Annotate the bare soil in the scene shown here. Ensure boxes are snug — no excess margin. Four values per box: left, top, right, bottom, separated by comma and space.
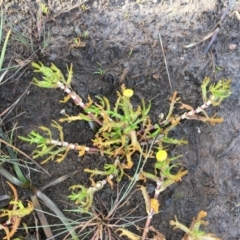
0, 0, 240, 239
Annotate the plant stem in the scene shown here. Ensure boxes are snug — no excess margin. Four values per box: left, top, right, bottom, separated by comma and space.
49, 139, 99, 153
57, 81, 103, 126
130, 130, 138, 146
142, 178, 162, 240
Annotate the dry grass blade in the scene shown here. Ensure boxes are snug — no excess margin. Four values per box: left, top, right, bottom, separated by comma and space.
41, 169, 79, 191
0, 166, 27, 187
31, 195, 54, 239
184, 31, 216, 49
0, 194, 11, 201
0, 69, 8, 83
34, 188, 79, 240
119, 67, 130, 83
158, 33, 172, 91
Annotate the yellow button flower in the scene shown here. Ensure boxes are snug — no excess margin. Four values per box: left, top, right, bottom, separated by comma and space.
156, 150, 168, 161
123, 89, 134, 98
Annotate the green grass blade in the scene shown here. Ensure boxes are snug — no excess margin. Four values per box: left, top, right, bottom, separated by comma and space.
0, 166, 27, 187
0, 128, 29, 184
0, 29, 11, 70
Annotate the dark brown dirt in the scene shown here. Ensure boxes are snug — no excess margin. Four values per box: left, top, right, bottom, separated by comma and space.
0, 0, 240, 239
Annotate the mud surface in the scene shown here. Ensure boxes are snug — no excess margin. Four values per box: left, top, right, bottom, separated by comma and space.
0, 0, 240, 239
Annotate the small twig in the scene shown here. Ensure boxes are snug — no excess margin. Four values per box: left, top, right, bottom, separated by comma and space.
158, 33, 172, 91
184, 30, 217, 49
204, 27, 220, 53
41, 169, 79, 191
119, 67, 130, 83
184, 0, 236, 53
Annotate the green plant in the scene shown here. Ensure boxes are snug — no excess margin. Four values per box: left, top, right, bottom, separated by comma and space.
123, 13, 130, 19
40, 3, 49, 15
0, 182, 34, 240
93, 62, 105, 76
170, 210, 221, 240
128, 47, 134, 59
80, 4, 90, 12
71, 37, 86, 48
19, 62, 231, 239
82, 30, 89, 39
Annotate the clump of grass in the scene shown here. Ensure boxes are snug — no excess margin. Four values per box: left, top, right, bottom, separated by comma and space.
5, 1, 50, 57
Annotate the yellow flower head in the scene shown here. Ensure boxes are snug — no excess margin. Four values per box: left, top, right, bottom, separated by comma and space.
123, 89, 134, 98
156, 150, 168, 161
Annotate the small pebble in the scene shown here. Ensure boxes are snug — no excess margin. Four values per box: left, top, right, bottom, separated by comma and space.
74, 25, 82, 35
60, 109, 66, 115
